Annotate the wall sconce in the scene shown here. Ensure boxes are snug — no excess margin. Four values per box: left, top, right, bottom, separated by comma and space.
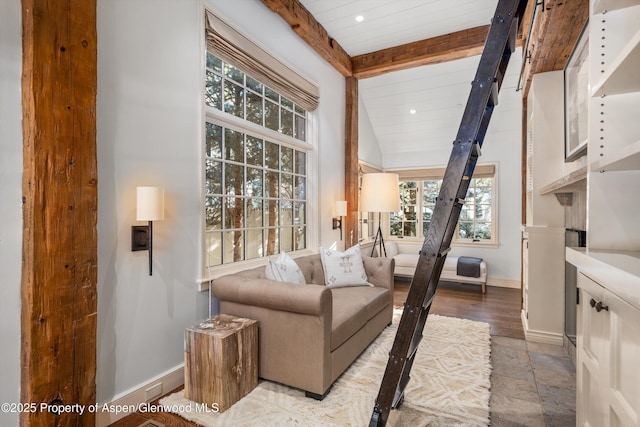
333, 200, 347, 240
132, 186, 164, 275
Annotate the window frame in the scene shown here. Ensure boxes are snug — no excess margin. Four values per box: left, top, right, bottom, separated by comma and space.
202, 54, 318, 279
389, 167, 499, 248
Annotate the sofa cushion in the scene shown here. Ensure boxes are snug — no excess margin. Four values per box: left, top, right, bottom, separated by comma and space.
319, 244, 370, 288
385, 241, 399, 258
330, 286, 390, 351
393, 253, 419, 269
265, 252, 306, 285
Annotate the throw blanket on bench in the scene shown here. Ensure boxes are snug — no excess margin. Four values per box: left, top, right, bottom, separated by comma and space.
456, 256, 483, 278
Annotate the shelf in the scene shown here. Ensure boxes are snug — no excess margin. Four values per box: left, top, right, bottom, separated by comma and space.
592, 27, 640, 97
566, 247, 640, 310
538, 165, 588, 195
592, 0, 640, 14
591, 139, 640, 171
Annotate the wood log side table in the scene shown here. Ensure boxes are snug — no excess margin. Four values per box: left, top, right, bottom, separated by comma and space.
184, 314, 258, 412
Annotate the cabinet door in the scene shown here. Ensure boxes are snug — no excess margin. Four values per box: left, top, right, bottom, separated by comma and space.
607, 291, 640, 426
577, 273, 610, 426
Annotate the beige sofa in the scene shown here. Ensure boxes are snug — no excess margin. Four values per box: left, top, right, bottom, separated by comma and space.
388, 241, 487, 293
211, 253, 394, 399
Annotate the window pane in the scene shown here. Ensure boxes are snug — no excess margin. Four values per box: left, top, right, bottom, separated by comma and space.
281, 96, 293, 110
205, 196, 222, 230
246, 198, 263, 228
205, 159, 222, 195
246, 75, 262, 93
390, 221, 402, 236
295, 114, 306, 141
423, 180, 439, 202
294, 104, 305, 115
475, 222, 492, 240
265, 199, 278, 227
295, 176, 306, 200
205, 232, 222, 267
295, 150, 306, 175
475, 186, 492, 204
224, 129, 244, 162
458, 222, 473, 239
265, 86, 278, 102
294, 226, 306, 251
423, 221, 430, 237
403, 205, 416, 221
246, 136, 263, 166
422, 205, 434, 221
280, 200, 293, 226
206, 52, 222, 73
265, 228, 279, 256
224, 230, 244, 263
246, 228, 263, 260
281, 227, 293, 252
281, 146, 293, 172
476, 205, 491, 222
246, 91, 263, 126
224, 197, 244, 229
205, 122, 222, 158
294, 202, 305, 225
265, 100, 279, 132
245, 167, 263, 197
225, 164, 244, 196
403, 222, 416, 237
264, 170, 279, 198
281, 106, 293, 137
460, 204, 473, 221
205, 71, 222, 109
224, 81, 244, 117
280, 173, 293, 199
265, 141, 279, 170
224, 63, 244, 84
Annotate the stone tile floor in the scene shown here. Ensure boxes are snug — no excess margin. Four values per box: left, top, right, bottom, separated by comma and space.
489, 337, 576, 426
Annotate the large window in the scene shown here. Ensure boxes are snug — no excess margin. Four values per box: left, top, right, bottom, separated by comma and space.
390, 173, 497, 245
204, 52, 310, 267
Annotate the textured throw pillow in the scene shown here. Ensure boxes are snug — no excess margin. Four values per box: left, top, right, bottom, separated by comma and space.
265, 252, 306, 285
385, 241, 399, 258
319, 244, 371, 288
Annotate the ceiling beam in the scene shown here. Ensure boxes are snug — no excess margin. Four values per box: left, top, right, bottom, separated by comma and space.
352, 25, 493, 79
520, 0, 588, 97
260, 0, 353, 76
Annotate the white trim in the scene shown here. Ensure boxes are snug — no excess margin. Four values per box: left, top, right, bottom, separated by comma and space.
521, 310, 564, 345
486, 277, 520, 289
96, 364, 185, 427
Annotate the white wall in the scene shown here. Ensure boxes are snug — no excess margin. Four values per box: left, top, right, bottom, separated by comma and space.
97, 0, 346, 405
358, 95, 383, 167
364, 56, 523, 284
0, 0, 22, 424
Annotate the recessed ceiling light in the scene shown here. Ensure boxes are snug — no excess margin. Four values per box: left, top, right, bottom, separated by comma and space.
409, 109, 417, 115
355, 15, 364, 22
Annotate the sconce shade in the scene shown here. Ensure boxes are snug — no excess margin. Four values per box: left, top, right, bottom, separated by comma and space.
137, 187, 165, 221
335, 200, 347, 217
360, 173, 400, 213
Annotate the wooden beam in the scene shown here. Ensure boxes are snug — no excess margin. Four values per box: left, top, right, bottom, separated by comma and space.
344, 77, 359, 248
353, 25, 511, 79
21, 0, 97, 425
520, 0, 588, 96
260, 0, 352, 76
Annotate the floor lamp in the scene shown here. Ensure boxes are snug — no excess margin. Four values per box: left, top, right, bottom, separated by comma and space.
360, 173, 400, 257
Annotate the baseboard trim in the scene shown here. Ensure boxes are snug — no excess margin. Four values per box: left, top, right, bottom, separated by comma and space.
487, 277, 520, 289
521, 310, 564, 345
96, 364, 184, 427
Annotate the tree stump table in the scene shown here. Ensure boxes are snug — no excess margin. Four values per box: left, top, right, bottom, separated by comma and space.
184, 314, 258, 412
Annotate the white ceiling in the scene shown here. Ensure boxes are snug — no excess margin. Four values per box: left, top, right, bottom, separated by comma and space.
298, 0, 523, 165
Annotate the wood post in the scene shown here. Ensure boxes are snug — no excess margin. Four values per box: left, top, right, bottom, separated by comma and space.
344, 76, 359, 248
21, 0, 97, 424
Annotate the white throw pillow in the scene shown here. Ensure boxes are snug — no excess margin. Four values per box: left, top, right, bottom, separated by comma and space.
385, 241, 399, 258
265, 252, 306, 285
319, 244, 371, 288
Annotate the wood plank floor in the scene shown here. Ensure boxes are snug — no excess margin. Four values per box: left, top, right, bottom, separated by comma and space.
111, 280, 523, 427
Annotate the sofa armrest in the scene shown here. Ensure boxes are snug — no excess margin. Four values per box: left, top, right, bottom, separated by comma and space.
362, 255, 395, 290
212, 276, 331, 316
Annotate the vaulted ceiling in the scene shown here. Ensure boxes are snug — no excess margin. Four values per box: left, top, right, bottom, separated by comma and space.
265, 0, 588, 165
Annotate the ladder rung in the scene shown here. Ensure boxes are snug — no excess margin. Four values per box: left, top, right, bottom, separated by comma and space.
423, 293, 436, 310
508, 16, 518, 53
472, 141, 482, 158
488, 78, 499, 106
438, 247, 451, 257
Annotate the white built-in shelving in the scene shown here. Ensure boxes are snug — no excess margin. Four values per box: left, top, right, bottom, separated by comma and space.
591, 139, 640, 171
592, 0, 640, 14
591, 27, 640, 97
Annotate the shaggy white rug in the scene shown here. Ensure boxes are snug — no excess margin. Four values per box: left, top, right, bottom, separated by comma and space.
160, 312, 491, 426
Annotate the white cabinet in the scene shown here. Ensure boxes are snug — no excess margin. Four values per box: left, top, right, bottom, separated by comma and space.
576, 272, 640, 427
521, 226, 565, 344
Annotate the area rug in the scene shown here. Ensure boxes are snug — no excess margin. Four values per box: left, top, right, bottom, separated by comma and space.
160, 311, 491, 426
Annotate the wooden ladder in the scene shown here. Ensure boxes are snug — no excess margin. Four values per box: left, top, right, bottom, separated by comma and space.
369, 1, 528, 425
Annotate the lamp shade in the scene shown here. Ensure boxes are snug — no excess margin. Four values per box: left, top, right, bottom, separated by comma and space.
335, 200, 347, 216
360, 173, 400, 213
136, 187, 165, 221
